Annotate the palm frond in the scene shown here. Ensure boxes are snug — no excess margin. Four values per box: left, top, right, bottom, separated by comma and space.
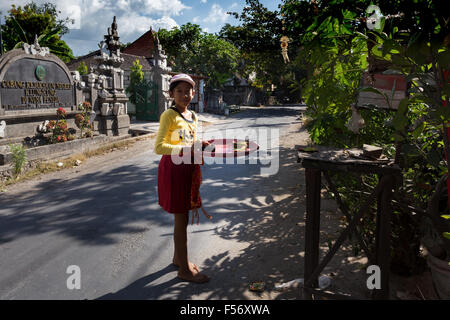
11, 17, 29, 44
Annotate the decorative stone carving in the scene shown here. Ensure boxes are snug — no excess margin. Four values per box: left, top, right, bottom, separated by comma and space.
0, 121, 6, 138
98, 88, 111, 99
71, 71, 81, 82
22, 35, 50, 57
38, 120, 49, 133
153, 32, 170, 72
77, 81, 86, 89
112, 103, 125, 115
101, 103, 110, 116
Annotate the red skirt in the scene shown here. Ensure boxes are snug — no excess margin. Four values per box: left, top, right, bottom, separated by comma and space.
157, 155, 202, 214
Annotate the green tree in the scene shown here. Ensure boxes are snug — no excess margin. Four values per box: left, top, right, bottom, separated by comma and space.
1, 2, 74, 62
157, 23, 240, 88
219, 0, 293, 95
126, 59, 145, 105
220, 0, 282, 53
77, 61, 88, 75
192, 33, 240, 88
282, 0, 450, 270
157, 23, 203, 72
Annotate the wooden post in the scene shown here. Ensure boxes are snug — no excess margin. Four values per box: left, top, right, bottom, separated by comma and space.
303, 168, 321, 299
442, 70, 450, 213
372, 175, 394, 299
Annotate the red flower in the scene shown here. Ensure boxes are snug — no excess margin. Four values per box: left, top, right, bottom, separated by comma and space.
75, 114, 84, 127
57, 107, 67, 117
57, 136, 62, 142
82, 102, 92, 110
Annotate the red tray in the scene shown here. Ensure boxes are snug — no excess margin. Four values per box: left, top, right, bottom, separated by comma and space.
203, 138, 259, 157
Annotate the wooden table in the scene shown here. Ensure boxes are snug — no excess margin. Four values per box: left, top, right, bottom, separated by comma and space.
297, 145, 402, 300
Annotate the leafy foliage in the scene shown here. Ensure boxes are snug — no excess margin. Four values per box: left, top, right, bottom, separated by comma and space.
157, 23, 240, 88
1, 2, 74, 62
296, 13, 369, 147
75, 102, 94, 138
45, 107, 75, 144
125, 59, 145, 105
281, 0, 450, 267
77, 62, 88, 76
8, 143, 27, 178
219, 0, 299, 95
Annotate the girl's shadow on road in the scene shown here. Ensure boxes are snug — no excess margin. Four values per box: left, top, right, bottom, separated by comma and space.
97, 264, 181, 300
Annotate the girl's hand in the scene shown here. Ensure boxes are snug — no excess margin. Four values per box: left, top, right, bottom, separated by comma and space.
201, 141, 210, 151
191, 207, 213, 225
201, 141, 215, 153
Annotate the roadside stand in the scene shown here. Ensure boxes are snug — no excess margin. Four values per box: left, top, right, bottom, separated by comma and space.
297, 72, 407, 300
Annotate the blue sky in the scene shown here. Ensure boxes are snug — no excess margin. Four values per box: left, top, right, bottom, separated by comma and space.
1, 0, 282, 57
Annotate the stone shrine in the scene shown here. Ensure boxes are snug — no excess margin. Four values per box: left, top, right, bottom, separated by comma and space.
73, 16, 130, 135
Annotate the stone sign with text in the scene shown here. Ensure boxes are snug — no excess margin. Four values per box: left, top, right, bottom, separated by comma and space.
0, 49, 74, 114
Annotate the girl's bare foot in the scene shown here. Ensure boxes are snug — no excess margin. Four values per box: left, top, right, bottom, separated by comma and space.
172, 259, 199, 272
177, 268, 210, 283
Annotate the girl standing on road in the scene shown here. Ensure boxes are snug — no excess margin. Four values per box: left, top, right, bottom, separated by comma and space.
154, 73, 211, 283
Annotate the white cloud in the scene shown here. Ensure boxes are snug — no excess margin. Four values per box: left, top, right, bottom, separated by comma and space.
88, 0, 109, 13
193, 16, 200, 23
140, 0, 190, 16
118, 14, 179, 35
116, 0, 131, 11
150, 16, 179, 31
0, 0, 188, 56
203, 4, 229, 24
201, 0, 207, 3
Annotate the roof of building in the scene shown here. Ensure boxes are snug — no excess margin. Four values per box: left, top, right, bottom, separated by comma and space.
66, 50, 100, 71
122, 30, 155, 58
122, 53, 152, 71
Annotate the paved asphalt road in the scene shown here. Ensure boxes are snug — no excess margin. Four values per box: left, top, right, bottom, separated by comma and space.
0, 106, 305, 300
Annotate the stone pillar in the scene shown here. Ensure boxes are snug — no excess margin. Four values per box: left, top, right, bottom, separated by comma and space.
154, 71, 171, 120
90, 16, 129, 136
199, 79, 205, 113
152, 32, 172, 120
71, 71, 84, 107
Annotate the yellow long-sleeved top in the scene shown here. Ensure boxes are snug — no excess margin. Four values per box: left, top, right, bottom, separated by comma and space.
154, 107, 198, 155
